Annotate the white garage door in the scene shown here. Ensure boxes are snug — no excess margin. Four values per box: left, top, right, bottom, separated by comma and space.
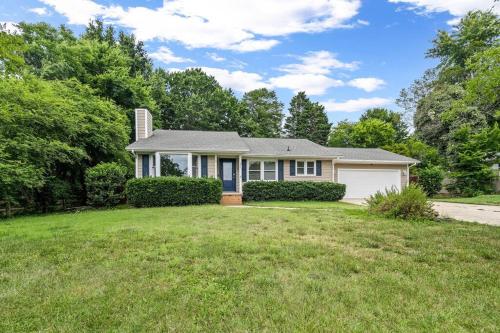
338, 168, 401, 199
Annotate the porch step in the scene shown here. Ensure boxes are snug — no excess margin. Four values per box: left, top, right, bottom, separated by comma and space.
220, 193, 243, 205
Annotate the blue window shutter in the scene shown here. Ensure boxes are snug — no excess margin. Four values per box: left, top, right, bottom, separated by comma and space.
290, 160, 296, 176
278, 160, 284, 180
242, 159, 247, 182
201, 155, 208, 177
316, 160, 322, 176
142, 154, 149, 177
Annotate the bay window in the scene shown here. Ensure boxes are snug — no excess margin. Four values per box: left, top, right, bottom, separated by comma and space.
296, 160, 315, 176
248, 160, 277, 181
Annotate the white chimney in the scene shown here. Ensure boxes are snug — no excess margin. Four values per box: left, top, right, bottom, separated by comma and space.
135, 108, 153, 140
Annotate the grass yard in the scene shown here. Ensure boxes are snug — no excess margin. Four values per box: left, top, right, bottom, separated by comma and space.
0, 203, 499, 332
432, 194, 500, 206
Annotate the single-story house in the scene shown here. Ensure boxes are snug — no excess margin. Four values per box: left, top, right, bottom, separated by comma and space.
127, 109, 418, 203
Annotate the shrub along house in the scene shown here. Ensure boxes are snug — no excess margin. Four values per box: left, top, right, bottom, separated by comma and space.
127, 109, 418, 204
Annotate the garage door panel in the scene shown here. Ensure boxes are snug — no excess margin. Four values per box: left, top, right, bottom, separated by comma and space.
338, 169, 401, 199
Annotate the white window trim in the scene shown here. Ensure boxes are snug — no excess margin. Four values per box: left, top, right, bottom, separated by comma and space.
247, 159, 278, 181
296, 160, 316, 176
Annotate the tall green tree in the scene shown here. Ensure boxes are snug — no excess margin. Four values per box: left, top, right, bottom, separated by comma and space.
446, 124, 500, 196
0, 76, 130, 211
329, 108, 403, 148
241, 88, 284, 138
160, 68, 247, 133
22, 22, 157, 141
0, 24, 26, 75
427, 10, 500, 83
327, 120, 355, 147
399, 10, 499, 157
284, 92, 330, 145
413, 84, 465, 153
359, 108, 408, 141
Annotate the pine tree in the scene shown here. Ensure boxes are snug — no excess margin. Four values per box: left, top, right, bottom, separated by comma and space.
284, 92, 331, 145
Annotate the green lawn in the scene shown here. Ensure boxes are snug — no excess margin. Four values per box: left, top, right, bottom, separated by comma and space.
432, 194, 500, 206
1, 204, 499, 332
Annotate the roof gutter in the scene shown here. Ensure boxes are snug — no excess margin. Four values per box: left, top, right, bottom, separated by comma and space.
335, 159, 419, 165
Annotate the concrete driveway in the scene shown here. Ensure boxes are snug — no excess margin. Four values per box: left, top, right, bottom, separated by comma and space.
341, 199, 500, 226
431, 202, 500, 226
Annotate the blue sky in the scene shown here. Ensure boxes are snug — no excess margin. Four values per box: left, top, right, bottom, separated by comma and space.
2, 0, 498, 124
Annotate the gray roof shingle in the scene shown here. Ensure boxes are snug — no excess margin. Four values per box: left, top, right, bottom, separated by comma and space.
326, 147, 419, 163
126, 130, 249, 152
242, 138, 340, 157
126, 130, 417, 163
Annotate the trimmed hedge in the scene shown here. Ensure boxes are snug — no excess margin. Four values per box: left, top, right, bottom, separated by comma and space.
126, 177, 222, 207
243, 181, 345, 201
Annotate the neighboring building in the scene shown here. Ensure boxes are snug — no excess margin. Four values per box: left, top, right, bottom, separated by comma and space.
126, 109, 418, 201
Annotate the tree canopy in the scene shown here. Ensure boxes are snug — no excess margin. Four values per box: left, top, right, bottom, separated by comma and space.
284, 92, 331, 145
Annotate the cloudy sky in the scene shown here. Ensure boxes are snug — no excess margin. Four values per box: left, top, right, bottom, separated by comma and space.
1, 0, 498, 124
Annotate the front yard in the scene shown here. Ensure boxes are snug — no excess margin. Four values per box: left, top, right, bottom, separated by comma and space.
432, 194, 500, 206
1, 203, 499, 332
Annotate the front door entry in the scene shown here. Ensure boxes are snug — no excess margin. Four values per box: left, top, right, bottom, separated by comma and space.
219, 158, 236, 192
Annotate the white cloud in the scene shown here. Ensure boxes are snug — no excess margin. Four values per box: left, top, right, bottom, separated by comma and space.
279, 51, 359, 75
356, 19, 370, 26
348, 77, 386, 92
269, 74, 344, 95
389, 0, 499, 24
201, 67, 270, 92
40, 0, 104, 24
150, 47, 194, 64
0, 21, 21, 34
206, 52, 226, 62
322, 97, 392, 113
267, 50, 356, 95
40, 0, 362, 51
29, 7, 50, 15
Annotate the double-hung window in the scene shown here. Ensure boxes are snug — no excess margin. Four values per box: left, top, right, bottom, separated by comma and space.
296, 160, 315, 176
263, 161, 276, 180
248, 160, 277, 181
248, 161, 261, 181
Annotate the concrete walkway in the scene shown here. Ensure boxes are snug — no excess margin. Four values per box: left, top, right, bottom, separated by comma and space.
431, 202, 500, 226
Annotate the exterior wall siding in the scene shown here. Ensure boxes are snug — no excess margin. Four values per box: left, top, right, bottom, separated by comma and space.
135, 109, 152, 140
333, 163, 408, 189
283, 160, 333, 182
207, 155, 216, 177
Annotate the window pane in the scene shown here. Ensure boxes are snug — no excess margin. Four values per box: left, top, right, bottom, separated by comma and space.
192, 155, 198, 177
223, 162, 233, 181
264, 171, 275, 180
297, 167, 304, 175
307, 161, 315, 175
264, 161, 275, 170
249, 161, 260, 171
249, 170, 260, 180
160, 154, 188, 176
297, 161, 305, 168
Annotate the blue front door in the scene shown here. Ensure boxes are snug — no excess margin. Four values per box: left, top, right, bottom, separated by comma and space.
220, 158, 236, 192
